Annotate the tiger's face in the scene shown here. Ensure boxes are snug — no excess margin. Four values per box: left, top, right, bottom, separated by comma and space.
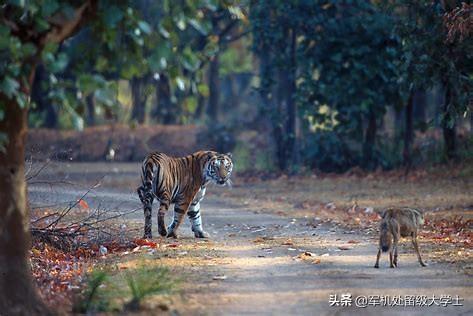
205, 152, 233, 186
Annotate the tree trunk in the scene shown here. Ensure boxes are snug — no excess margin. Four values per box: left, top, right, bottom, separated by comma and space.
31, 64, 57, 128
470, 109, 473, 137
194, 93, 206, 120
207, 54, 220, 123
257, 42, 285, 170
403, 90, 414, 169
363, 107, 377, 169
276, 67, 288, 171
154, 74, 175, 124
413, 90, 426, 127
285, 28, 298, 171
0, 93, 51, 314
442, 83, 456, 160
85, 93, 95, 126
131, 77, 146, 124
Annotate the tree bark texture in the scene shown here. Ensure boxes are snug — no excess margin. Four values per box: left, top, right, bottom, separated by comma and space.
131, 77, 147, 124
207, 54, 220, 123
403, 90, 414, 168
154, 74, 176, 124
0, 95, 51, 315
442, 83, 456, 160
363, 107, 378, 169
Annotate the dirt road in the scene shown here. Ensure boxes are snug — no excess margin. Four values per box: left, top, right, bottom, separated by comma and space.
28, 162, 472, 315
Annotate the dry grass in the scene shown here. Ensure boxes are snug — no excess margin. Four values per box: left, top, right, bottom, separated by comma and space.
215, 165, 472, 217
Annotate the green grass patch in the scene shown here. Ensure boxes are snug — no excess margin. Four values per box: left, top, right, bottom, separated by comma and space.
74, 263, 178, 313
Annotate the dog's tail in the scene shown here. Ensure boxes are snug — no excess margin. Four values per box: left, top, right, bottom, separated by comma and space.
379, 221, 392, 252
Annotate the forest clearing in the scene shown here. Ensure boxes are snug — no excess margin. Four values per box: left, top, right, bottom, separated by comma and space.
27, 161, 472, 314
1, 0, 472, 315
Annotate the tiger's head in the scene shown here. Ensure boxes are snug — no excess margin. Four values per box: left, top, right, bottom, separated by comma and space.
204, 152, 233, 186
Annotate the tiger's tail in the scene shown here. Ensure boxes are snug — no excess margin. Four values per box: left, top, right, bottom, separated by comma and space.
379, 221, 392, 252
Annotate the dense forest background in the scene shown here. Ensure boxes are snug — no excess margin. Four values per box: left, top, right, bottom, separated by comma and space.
3, 0, 473, 173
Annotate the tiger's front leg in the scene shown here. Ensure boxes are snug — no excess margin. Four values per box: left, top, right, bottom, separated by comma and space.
167, 200, 190, 238
188, 188, 209, 238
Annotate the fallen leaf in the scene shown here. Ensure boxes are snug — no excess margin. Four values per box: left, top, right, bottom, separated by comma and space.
78, 199, 89, 209
282, 239, 294, 246
338, 246, 352, 250
213, 275, 227, 280
134, 239, 157, 248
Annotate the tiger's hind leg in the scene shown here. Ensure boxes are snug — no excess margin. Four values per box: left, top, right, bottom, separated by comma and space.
157, 195, 171, 237
137, 185, 154, 239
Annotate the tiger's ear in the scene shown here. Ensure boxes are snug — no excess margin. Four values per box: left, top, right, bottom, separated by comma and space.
225, 152, 233, 159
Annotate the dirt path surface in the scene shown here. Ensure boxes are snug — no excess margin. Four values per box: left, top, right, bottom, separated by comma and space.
28, 162, 472, 315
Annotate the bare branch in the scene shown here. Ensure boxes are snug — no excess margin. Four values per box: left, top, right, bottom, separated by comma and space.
25, 159, 50, 181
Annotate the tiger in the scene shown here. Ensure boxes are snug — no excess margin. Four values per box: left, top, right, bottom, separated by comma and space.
137, 150, 233, 239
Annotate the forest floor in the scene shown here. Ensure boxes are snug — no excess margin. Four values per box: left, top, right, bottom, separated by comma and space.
28, 162, 472, 315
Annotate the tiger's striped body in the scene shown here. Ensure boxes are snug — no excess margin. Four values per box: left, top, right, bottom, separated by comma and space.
137, 150, 233, 239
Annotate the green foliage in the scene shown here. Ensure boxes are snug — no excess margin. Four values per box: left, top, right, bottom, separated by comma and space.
251, 0, 402, 171
251, 0, 472, 172
73, 271, 109, 313
390, 0, 472, 121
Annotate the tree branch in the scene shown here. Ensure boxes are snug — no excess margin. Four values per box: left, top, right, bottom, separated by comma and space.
44, 0, 96, 44
222, 30, 250, 44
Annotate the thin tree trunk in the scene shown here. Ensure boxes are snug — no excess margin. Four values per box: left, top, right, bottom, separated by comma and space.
363, 107, 377, 169
194, 93, 206, 120
0, 90, 51, 314
413, 90, 426, 127
276, 67, 287, 171
442, 83, 456, 160
31, 64, 57, 128
131, 77, 146, 124
207, 54, 220, 123
403, 90, 414, 171
470, 110, 473, 137
286, 28, 298, 171
394, 105, 403, 141
258, 42, 285, 170
85, 93, 95, 126
154, 74, 175, 124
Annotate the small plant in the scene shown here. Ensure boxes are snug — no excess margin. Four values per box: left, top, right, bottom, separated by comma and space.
124, 265, 176, 311
73, 270, 109, 313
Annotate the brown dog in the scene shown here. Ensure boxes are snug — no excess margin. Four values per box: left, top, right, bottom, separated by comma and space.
374, 208, 427, 268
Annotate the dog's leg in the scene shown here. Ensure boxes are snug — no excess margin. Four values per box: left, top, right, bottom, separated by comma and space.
389, 250, 394, 268
393, 236, 399, 267
412, 234, 427, 267
374, 249, 381, 268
